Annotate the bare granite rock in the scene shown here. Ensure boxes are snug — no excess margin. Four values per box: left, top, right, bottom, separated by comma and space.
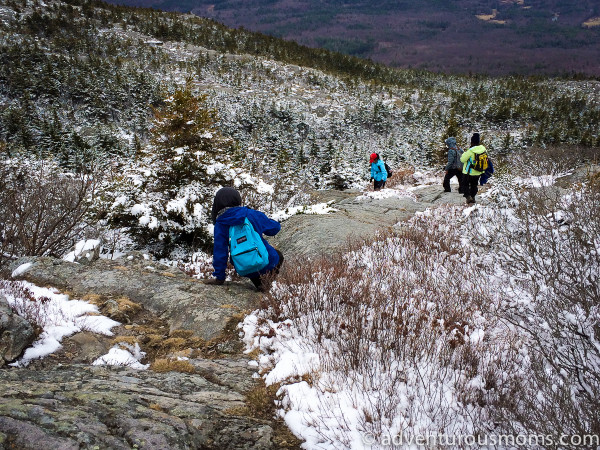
271, 186, 469, 258
9, 254, 260, 341
0, 294, 35, 367
0, 360, 275, 449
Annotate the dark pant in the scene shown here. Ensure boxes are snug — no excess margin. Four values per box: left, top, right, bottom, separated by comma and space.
250, 249, 284, 289
374, 180, 386, 190
463, 174, 481, 198
443, 169, 464, 193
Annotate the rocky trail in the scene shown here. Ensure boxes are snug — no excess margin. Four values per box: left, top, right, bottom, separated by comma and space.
0, 185, 467, 449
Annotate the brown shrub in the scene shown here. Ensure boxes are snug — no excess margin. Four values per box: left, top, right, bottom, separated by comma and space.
151, 358, 196, 373
0, 160, 98, 268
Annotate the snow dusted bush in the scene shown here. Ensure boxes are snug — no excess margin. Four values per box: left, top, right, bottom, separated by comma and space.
243, 160, 600, 448
98, 83, 278, 257
244, 210, 520, 448
0, 158, 96, 268
471, 175, 600, 440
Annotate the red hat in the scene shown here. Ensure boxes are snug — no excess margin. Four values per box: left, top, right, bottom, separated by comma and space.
369, 153, 378, 163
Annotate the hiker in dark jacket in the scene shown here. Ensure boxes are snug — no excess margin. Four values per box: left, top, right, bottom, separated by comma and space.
204, 187, 283, 291
370, 152, 387, 191
442, 137, 465, 194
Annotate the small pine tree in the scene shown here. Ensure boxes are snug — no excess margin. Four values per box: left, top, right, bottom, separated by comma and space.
150, 81, 231, 190
105, 83, 238, 257
435, 109, 464, 166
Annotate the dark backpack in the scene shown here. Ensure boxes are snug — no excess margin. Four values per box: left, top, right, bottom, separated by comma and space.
384, 162, 393, 178
471, 151, 489, 172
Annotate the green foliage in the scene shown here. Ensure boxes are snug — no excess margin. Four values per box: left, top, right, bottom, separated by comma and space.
101, 85, 237, 257
149, 83, 232, 189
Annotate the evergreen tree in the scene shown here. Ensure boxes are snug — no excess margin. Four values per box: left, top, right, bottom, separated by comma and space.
149, 82, 233, 190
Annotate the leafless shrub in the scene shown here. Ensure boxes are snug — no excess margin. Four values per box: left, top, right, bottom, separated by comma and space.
0, 280, 50, 336
0, 159, 97, 268
504, 145, 598, 178
383, 164, 416, 188
258, 207, 516, 445
474, 176, 600, 442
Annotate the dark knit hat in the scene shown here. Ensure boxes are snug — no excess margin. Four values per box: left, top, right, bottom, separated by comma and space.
470, 133, 480, 147
211, 187, 242, 224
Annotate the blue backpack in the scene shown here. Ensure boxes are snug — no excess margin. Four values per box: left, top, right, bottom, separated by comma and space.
229, 217, 270, 276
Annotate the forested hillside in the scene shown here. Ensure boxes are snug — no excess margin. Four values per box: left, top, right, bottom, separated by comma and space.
0, 0, 599, 258
104, 0, 600, 76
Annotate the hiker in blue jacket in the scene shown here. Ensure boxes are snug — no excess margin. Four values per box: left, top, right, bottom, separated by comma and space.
204, 187, 283, 291
370, 152, 387, 191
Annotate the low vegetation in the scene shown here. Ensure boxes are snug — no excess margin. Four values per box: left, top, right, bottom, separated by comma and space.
245, 149, 600, 446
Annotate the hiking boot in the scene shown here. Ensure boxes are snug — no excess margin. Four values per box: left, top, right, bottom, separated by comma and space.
466, 196, 475, 204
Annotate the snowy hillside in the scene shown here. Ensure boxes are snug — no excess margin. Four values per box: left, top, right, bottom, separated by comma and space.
242, 162, 600, 449
1, 0, 598, 261
0, 2, 599, 447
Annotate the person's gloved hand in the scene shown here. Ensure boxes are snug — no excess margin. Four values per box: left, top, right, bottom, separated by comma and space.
370, 177, 374, 182
203, 278, 224, 285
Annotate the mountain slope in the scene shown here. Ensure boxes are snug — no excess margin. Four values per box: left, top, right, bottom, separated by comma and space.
0, 0, 598, 260
104, 0, 600, 76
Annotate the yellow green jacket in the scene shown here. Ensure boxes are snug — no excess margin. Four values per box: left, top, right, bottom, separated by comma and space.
460, 145, 487, 176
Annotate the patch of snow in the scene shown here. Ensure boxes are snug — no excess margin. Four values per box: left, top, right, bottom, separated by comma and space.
271, 202, 337, 222
2, 282, 119, 367
63, 239, 101, 263
11, 262, 32, 278
93, 342, 149, 370
356, 188, 416, 201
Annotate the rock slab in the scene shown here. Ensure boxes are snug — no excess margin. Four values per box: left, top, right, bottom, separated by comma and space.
10, 255, 260, 341
271, 186, 467, 258
0, 294, 35, 367
0, 359, 274, 449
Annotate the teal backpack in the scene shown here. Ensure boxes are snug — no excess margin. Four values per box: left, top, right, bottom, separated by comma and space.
229, 217, 269, 276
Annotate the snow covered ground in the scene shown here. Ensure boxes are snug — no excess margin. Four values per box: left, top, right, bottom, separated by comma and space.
240, 172, 600, 448
2, 170, 598, 448
0, 277, 147, 369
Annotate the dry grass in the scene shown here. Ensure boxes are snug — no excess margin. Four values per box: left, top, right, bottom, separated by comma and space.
149, 403, 165, 412
226, 379, 280, 419
81, 294, 142, 323
151, 358, 196, 373
225, 378, 303, 448
111, 335, 140, 346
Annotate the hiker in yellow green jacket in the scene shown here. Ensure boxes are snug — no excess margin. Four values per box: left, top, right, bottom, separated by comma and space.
460, 132, 488, 204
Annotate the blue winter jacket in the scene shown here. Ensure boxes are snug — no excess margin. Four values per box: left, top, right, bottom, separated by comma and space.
370, 160, 388, 182
479, 158, 495, 185
212, 206, 281, 280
